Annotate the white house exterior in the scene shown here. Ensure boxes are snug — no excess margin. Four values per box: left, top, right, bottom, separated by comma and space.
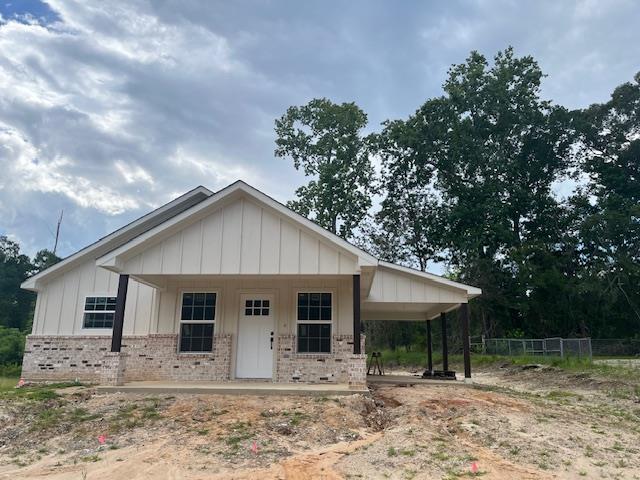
20, 181, 480, 388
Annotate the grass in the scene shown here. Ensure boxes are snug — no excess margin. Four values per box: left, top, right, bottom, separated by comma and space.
0, 376, 20, 392
31, 408, 67, 431
376, 349, 640, 379
80, 454, 100, 463
107, 402, 162, 433
224, 421, 253, 452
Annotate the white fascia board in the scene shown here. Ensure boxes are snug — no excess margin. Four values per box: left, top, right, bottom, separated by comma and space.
21, 186, 213, 291
378, 260, 482, 296
97, 181, 379, 270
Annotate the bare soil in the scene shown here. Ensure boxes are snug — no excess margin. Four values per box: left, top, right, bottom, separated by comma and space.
1, 364, 639, 479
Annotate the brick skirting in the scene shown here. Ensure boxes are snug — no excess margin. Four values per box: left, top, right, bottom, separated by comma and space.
21, 333, 366, 387
21, 334, 232, 383
276, 334, 366, 386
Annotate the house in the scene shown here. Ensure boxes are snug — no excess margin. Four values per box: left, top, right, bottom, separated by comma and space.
20, 181, 480, 388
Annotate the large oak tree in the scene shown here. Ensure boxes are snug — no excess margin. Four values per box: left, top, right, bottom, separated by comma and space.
275, 98, 376, 240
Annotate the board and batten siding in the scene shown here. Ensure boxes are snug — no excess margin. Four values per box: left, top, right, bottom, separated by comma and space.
154, 276, 353, 337
120, 197, 359, 276
31, 258, 156, 336
31, 264, 352, 339
366, 267, 467, 304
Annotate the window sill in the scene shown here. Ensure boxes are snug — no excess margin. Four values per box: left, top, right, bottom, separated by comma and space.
79, 328, 113, 334
293, 352, 333, 356
176, 352, 215, 358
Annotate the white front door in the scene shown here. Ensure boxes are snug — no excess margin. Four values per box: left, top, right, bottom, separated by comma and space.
236, 295, 275, 379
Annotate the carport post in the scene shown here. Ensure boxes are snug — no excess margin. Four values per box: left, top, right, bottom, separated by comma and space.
111, 274, 129, 353
460, 303, 471, 379
441, 312, 448, 371
426, 320, 433, 373
353, 274, 361, 354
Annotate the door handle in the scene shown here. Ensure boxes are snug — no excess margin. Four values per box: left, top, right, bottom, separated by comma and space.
270, 332, 274, 350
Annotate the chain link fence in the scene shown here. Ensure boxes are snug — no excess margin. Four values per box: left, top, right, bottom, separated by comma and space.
482, 337, 592, 360
591, 339, 640, 357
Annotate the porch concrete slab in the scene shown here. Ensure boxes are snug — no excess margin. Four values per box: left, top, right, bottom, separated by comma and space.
96, 381, 368, 396
367, 374, 468, 386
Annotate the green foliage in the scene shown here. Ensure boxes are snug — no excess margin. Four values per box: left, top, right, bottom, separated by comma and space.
0, 236, 35, 331
572, 72, 640, 336
381, 48, 576, 337
279, 47, 639, 341
274, 98, 376, 239
31, 249, 63, 273
0, 364, 22, 378
0, 376, 20, 392
0, 327, 26, 365
0, 237, 61, 367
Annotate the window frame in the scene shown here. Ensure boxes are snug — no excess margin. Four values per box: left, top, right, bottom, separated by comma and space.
81, 294, 117, 330
176, 289, 219, 354
295, 289, 335, 355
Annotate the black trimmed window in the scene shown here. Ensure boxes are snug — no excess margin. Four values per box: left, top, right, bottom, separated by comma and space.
297, 293, 331, 353
83, 296, 116, 328
179, 292, 216, 352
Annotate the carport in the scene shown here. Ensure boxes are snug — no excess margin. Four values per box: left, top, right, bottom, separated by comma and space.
361, 261, 481, 379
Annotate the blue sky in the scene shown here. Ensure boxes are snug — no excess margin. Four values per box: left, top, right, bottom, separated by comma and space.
1, 0, 639, 268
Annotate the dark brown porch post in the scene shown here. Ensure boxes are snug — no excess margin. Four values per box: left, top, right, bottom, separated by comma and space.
426, 320, 433, 373
110, 274, 129, 353
441, 312, 448, 371
353, 274, 361, 354
460, 303, 472, 379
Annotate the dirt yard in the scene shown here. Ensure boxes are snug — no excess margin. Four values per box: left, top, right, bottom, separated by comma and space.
1, 364, 639, 479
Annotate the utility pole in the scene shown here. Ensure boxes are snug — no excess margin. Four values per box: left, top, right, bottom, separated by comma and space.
53, 210, 63, 255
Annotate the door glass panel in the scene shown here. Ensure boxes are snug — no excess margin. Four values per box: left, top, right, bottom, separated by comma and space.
245, 299, 270, 316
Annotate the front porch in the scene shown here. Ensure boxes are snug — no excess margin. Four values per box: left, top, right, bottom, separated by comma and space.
20, 266, 477, 390
93, 273, 368, 388
96, 380, 366, 395
95, 373, 464, 397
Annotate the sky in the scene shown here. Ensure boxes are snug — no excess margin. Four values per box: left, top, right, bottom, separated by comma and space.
0, 0, 639, 262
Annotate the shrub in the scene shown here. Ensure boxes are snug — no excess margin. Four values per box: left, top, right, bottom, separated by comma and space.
0, 326, 25, 365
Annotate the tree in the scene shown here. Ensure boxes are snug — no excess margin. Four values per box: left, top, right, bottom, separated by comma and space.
573, 71, 640, 336
275, 98, 376, 239
373, 104, 450, 271
0, 237, 61, 333
0, 236, 34, 331
0, 326, 25, 365
374, 48, 575, 337
32, 249, 62, 273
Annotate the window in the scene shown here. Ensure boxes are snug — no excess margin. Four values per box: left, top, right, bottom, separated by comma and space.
245, 299, 270, 316
179, 292, 216, 352
83, 296, 117, 328
297, 292, 331, 353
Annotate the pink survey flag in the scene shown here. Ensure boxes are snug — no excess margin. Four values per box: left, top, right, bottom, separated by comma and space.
471, 462, 479, 474
98, 434, 107, 445
250, 441, 258, 454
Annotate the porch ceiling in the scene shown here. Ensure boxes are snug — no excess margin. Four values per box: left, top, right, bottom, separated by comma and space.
362, 301, 462, 321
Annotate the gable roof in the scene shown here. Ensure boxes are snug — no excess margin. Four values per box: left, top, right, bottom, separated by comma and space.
22, 180, 481, 301
378, 261, 482, 297
21, 186, 213, 291
96, 180, 378, 271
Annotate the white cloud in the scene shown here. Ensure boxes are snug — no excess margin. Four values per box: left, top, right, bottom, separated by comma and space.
0, 124, 139, 214
0, 0, 638, 259
115, 161, 154, 186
